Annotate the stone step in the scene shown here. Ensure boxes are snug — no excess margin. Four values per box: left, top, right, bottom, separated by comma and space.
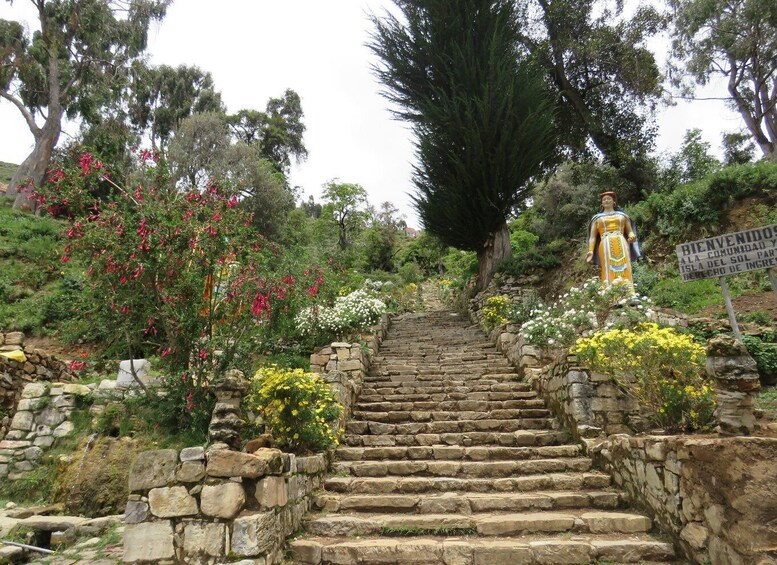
314, 490, 621, 514
290, 535, 676, 565
361, 381, 533, 394
364, 374, 522, 385
332, 457, 593, 478
335, 444, 582, 462
355, 399, 545, 412
301, 510, 653, 538
344, 418, 558, 436
324, 472, 612, 494
351, 408, 551, 423
358, 391, 540, 403
344, 430, 571, 448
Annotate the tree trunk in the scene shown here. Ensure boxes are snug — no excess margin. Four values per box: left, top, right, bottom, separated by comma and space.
476, 222, 511, 291
10, 115, 62, 211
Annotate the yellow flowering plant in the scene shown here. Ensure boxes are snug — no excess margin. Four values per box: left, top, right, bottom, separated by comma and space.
249, 365, 342, 452
482, 295, 510, 332
573, 323, 716, 432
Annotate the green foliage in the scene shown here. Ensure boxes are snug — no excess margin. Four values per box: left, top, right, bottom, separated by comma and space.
397, 262, 424, 284
520, 280, 652, 348
322, 181, 369, 251
370, 0, 556, 288
632, 161, 777, 243
525, 1, 664, 190
650, 275, 742, 315
0, 161, 16, 183
574, 323, 716, 432
742, 335, 777, 386
482, 295, 510, 332
669, 0, 777, 160
756, 386, 777, 421
1, 0, 170, 204
249, 366, 342, 453
128, 63, 224, 149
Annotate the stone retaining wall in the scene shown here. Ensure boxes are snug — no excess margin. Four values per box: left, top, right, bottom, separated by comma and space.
590, 435, 777, 564
124, 446, 331, 564
0, 332, 76, 440
0, 378, 143, 481
310, 314, 390, 433
0, 381, 91, 481
489, 327, 646, 437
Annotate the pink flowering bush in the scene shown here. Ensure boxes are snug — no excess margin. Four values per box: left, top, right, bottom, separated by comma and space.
35, 150, 291, 384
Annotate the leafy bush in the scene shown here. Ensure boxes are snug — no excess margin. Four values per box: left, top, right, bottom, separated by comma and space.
574, 323, 716, 432
295, 284, 387, 341
742, 335, 777, 386
249, 365, 341, 452
650, 275, 740, 314
482, 295, 510, 332
631, 161, 777, 242
519, 280, 652, 348
398, 262, 424, 284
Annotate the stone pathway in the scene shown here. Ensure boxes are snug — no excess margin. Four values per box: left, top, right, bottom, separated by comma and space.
290, 291, 679, 564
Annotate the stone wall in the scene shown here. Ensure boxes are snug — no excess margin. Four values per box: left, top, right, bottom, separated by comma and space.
0, 378, 143, 481
0, 381, 91, 481
590, 435, 777, 564
0, 332, 77, 440
489, 327, 647, 438
124, 445, 331, 564
310, 313, 390, 433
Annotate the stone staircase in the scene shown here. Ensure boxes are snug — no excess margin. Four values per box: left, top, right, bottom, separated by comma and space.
290, 304, 678, 564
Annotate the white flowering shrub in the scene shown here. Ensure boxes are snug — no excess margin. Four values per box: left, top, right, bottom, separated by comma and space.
519, 279, 654, 349
295, 285, 387, 339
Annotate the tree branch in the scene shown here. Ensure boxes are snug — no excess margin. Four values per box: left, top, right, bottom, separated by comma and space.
0, 90, 40, 136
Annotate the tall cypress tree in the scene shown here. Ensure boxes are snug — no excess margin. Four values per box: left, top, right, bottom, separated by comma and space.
370, 0, 556, 289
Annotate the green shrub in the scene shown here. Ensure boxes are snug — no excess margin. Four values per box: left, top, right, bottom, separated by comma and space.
743, 335, 777, 386
248, 365, 342, 452
398, 262, 424, 284
650, 276, 735, 314
574, 323, 716, 432
482, 295, 510, 332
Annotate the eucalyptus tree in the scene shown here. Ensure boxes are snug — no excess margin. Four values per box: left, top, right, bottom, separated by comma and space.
370, 0, 556, 289
0, 0, 170, 208
168, 112, 292, 239
522, 0, 665, 193
669, 0, 777, 161
128, 63, 224, 150
227, 89, 308, 175
321, 180, 369, 251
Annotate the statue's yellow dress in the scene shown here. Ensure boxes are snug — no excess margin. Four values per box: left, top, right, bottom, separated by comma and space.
591, 211, 633, 285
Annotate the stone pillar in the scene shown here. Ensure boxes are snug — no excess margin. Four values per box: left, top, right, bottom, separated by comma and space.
208, 369, 249, 450
705, 335, 760, 435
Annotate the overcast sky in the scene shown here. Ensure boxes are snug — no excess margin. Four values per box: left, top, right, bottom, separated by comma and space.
0, 0, 743, 228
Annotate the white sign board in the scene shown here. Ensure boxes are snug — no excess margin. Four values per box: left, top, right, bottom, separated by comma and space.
676, 224, 777, 282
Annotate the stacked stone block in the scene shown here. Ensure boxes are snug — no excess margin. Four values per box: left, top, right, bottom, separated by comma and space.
124, 446, 331, 564
309, 314, 390, 433
0, 381, 90, 480
591, 435, 777, 564
0, 332, 76, 439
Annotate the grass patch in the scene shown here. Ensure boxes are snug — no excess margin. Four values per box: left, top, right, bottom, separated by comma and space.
0, 161, 16, 184
379, 526, 478, 537
756, 386, 777, 421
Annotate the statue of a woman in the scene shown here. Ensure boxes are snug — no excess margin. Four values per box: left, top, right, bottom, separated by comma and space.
586, 192, 641, 287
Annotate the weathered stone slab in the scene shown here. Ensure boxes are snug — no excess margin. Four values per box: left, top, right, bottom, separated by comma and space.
255, 476, 288, 508
148, 486, 198, 517
123, 501, 149, 525
207, 448, 283, 478
231, 511, 279, 556
201, 482, 246, 519
183, 521, 226, 557
123, 521, 175, 562
129, 449, 178, 492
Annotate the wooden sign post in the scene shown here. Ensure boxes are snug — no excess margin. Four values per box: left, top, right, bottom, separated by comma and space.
677, 223, 777, 342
